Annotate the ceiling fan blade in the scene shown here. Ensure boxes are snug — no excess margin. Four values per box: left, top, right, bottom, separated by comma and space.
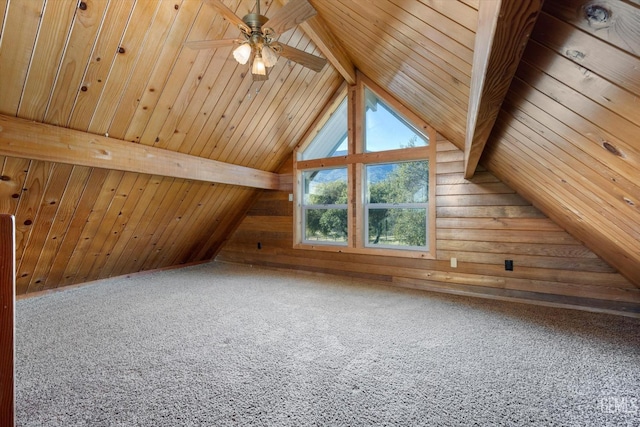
264, 0, 317, 35
275, 43, 327, 72
184, 38, 240, 50
205, 0, 251, 33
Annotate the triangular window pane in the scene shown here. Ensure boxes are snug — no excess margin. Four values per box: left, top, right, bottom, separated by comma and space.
300, 97, 348, 161
364, 88, 428, 152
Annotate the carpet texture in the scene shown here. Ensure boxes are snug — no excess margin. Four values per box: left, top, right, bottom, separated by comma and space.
15, 262, 640, 426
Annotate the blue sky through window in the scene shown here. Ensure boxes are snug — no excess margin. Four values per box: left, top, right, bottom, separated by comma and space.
365, 89, 428, 152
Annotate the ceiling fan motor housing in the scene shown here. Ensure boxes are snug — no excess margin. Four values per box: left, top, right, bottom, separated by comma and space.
243, 13, 269, 33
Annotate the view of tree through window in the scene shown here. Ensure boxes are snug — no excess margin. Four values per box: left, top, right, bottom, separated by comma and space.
366, 157, 429, 248
296, 79, 434, 256
302, 169, 348, 244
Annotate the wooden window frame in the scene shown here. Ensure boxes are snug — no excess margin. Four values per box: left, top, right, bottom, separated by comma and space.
294, 73, 436, 259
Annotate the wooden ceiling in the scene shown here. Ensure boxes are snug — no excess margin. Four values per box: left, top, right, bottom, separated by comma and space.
0, 0, 638, 294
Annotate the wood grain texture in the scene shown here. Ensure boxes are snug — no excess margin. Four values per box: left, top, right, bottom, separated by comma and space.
0, 115, 281, 190
0, 0, 637, 300
464, 0, 543, 177
0, 215, 14, 427
217, 138, 640, 311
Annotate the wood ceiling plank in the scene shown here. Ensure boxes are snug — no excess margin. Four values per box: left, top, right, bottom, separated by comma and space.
140, 179, 210, 270
252, 68, 345, 171
121, 0, 201, 144
86, 0, 161, 135
514, 63, 640, 184
500, 104, 640, 245
194, 185, 255, 259
0, 0, 45, 115
498, 104, 640, 244
140, 0, 254, 148
139, 7, 223, 148
12, 161, 53, 278
0, 1, 7, 33
44, 0, 110, 127
213, 32, 314, 164
543, 0, 640, 56
108, 0, 184, 140
179, 184, 243, 262
416, 0, 478, 32
160, 183, 234, 266
523, 40, 640, 127
112, 177, 177, 275
127, 178, 193, 273
90, 173, 149, 280
67, 0, 136, 131
464, 0, 543, 178
235, 50, 336, 169
0, 114, 282, 190
72, 172, 140, 284
0, 158, 30, 216
298, 12, 356, 84
458, 0, 480, 10
43, 168, 109, 288
317, 4, 469, 130
533, 11, 640, 96
171, 16, 299, 158
504, 90, 638, 207
387, 0, 476, 49
16, 163, 73, 295
484, 119, 640, 286
25, 165, 91, 292
361, 0, 474, 73
57, 170, 124, 287
349, 0, 472, 93
98, 175, 163, 280
317, 9, 467, 138
18, 0, 77, 121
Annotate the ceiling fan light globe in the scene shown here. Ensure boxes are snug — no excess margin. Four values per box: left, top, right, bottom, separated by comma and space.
233, 43, 252, 65
262, 45, 279, 68
252, 56, 267, 75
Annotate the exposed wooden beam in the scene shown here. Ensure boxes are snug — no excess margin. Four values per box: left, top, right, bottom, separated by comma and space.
277, 0, 357, 85
0, 215, 14, 427
0, 115, 282, 190
464, 0, 543, 178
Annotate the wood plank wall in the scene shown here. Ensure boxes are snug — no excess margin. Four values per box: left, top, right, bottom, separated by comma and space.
217, 138, 640, 314
0, 215, 14, 427
482, 0, 640, 287
0, 156, 260, 295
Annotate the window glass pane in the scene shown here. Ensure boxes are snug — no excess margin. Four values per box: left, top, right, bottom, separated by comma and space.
366, 160, 429, 204
304, 208, 348, 243
300, 97, 348, 161
367, 208, 427, 248
364, 88, 428, 152
302, 168, 348, 205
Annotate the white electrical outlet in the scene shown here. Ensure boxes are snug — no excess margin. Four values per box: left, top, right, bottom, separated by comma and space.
450, 257, 457, 268
288, 193, 293, 202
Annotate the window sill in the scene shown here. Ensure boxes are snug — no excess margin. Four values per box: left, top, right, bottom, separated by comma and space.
294, 243, 435, 260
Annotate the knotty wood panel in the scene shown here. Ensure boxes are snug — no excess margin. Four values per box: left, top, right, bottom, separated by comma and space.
0, 215, 14, 427
1, 0, 637, 300
217, 138, 639, 313
482, 0, 640, 286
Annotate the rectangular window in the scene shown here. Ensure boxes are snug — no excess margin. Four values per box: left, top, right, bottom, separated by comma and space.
301, 168, 348, 245
364, 161, 429, 250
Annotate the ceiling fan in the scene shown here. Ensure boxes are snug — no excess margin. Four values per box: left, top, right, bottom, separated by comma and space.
186, 0, 327, 81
